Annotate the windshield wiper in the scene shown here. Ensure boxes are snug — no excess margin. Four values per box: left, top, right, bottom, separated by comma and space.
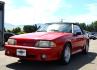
50, 29, 59, 32
37, 30, 46, 32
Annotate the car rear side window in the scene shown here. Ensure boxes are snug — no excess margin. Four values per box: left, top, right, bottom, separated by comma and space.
73, 25, 83, 34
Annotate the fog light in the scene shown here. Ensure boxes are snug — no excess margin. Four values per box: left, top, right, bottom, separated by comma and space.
41, 54, 47, 59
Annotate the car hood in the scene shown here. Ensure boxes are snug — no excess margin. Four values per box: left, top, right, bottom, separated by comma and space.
10, 32, 71, 40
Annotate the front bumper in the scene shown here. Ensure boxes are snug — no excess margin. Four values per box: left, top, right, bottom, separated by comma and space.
5, 45, 61, 61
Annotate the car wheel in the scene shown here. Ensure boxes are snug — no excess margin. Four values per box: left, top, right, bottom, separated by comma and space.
60, 44, 71, 64
82, 42, 89, 54
93, 38, 96, 40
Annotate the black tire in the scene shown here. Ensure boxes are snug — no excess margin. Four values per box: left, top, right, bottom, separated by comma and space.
60, 44, 71, 65
93, 38, 96, 40
82, 42, 89, 54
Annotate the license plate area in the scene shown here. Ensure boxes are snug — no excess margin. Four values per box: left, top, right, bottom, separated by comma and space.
16, 49, 26, 56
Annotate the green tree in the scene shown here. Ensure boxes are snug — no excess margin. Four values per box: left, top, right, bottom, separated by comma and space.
6, 30, 12, 32
79, 23, 87, 30
91, 21, 97, 32
86, 25, 90, 31
23, 24, 40, 33
79, 22, 97, 32
85, 21, 97, 32
12, 27, 21, 34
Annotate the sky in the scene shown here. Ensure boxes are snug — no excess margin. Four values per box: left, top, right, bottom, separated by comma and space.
1, 0, 97, 25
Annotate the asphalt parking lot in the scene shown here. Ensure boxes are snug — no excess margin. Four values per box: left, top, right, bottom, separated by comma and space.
0, 40, 97, 70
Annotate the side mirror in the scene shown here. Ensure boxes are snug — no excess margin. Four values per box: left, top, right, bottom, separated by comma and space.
74, 32, 81, 36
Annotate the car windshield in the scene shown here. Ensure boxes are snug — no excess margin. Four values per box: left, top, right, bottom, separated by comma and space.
37, 23, 72, 33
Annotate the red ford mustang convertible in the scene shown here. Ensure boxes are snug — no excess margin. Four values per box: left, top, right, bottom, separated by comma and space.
5, 22, 89, 64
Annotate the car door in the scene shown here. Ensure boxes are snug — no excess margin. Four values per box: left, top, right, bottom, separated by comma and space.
72, 24, 85, 53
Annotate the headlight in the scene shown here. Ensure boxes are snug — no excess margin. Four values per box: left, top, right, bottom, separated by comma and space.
7, 39, 16, 45
35, 41, 56, 47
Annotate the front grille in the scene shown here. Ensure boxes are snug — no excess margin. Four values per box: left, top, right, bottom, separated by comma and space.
16, 39, 36, 47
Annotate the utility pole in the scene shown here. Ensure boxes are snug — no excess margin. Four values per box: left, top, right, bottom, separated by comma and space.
0, 1, 5, 49
60, 19, 63, 23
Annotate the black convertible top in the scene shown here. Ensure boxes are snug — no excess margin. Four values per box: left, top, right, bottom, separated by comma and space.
46, 22, 80, 25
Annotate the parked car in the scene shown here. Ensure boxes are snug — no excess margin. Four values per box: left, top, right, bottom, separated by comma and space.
88, 32, 97, 40
4, 32, 15, 42
5, 22, 89, 64
83, 30, 89, 38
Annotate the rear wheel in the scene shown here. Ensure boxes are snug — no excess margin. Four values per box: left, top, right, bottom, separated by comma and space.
60, 44, 71, 64
82, 42, 89, 54
93, 38, 96, 40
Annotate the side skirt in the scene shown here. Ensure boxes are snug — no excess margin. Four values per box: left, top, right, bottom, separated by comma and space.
72, 49, 82, 55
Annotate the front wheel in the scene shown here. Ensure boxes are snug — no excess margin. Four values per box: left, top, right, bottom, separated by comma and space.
60, 44, 71, 64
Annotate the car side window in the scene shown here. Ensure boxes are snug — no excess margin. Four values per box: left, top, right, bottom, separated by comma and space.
73, 25, 83, 34
61, 24, 72, 33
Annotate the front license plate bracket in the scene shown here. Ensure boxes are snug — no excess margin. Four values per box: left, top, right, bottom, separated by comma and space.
16, 49, 26, 56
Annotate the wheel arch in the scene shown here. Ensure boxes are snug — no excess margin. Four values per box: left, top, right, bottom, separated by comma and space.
61, 41, 72, 55
60, 41, 72, 64
64, 41, 72, 50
